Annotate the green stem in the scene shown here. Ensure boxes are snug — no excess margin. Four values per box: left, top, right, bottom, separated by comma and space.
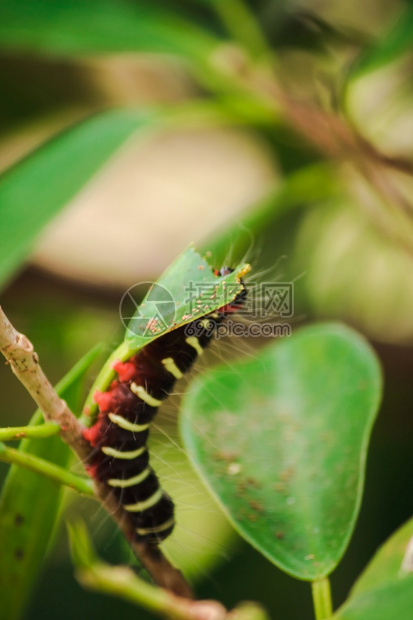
81, 340, 133, 425
211, 0, 271, 59
0, 442, 94, 496
312, 577, 333, 620
69, 520, 269, 619
229, 602, 270, 620
78, 563, 185, 618
77, 563, 269, 620
0, 421, 60, 441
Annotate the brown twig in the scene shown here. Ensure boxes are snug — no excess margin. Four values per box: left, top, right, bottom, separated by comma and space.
0, 306, 192, 598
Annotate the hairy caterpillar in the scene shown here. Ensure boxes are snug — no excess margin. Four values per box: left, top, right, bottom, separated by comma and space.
83, 267, 247, 544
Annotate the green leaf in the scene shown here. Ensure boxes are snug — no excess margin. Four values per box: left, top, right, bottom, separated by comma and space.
350, 8, 413, 78
67, 519, 97, 569
180, 323, 382, 580
151, 429, 236, 580
0, 108, 157, 289
0, 0, 218, 60
0, 345, 101, 620
83, 247, 249, 421
125, 246, 248, 349
333, 518, 413, 620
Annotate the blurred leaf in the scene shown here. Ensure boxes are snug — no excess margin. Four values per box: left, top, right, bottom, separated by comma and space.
180, 323, 382, 580
293, 199, 413, 344
0, 0, 218, 60
0, 345, 100, 620
151, 427, 237, 580
202, 162, 340, 266
67, 519, 97, 568
350, 7, 413, 78
333, 518, 413, 620
0, 108, 157, 289
345, 63, 413, 160
207, 0, 270, 58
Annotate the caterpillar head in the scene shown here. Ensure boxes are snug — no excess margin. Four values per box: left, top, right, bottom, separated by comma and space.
214, 266, 247, 311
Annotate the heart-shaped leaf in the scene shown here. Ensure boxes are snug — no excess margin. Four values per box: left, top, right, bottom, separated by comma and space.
180, 323, 382, 580
333, 518, 413, 620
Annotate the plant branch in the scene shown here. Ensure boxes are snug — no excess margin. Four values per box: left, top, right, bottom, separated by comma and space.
0, 442, 94, 495
0, 307, 88, 454
0, 306, 193, 598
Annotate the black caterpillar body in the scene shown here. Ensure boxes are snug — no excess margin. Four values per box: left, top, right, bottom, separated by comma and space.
83, 267, 246, 544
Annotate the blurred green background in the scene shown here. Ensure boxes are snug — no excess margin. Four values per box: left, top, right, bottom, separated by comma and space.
1, 0, 413, 618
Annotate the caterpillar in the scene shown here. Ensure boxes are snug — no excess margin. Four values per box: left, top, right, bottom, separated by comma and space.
83, 267, 247, 544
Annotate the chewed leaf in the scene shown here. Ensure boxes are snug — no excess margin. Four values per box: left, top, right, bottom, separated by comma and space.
180, 323, 382, 580
125, 246, 249, 349
333, 518, 413, 620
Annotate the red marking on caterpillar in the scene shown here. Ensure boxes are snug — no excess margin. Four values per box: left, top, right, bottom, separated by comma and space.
85, 463, 99, 479
111, 359, 136, 383
83, 422, 102, 448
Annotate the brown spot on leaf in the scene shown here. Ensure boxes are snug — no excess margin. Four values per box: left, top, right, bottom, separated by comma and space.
14, 514, 24, 526
236, 483, 246, 497
15, 548, 24, 560
245, 477, 260, 488
279, 467, 295, 482
214, 449, 240, 462
249, 500, 263, 512
247, 513, 258, 523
